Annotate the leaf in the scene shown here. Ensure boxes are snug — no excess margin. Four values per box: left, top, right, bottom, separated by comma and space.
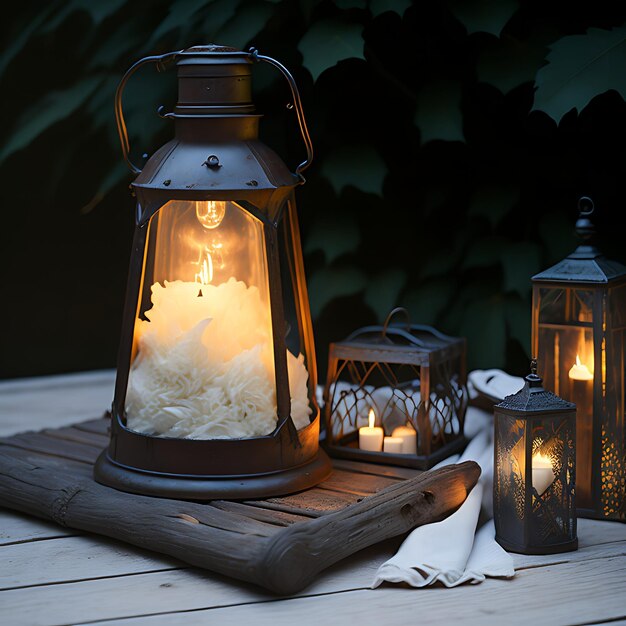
364, 269, 406, 321
199, 0, 240, 41
0, 4, 57, 77
533, 26, 626, 122
462, 235, 507, 270
538, 211, 577, 263
447, 0, 518, 36
414, 80, 464, 143
0, 77, 102, 163
401, 279, 454, 326
370, 0, 412, 17
214, 0, 277, 49
308, 266, 368, 318
298, 18, 364, 81
42, 0, 127, 32
501, 241, 541, 297
146, 0, 213, 47
468, 183, 519, 226
304, 214, 360, 263
459, 296, 507, 369
477, 34, 548, 93
321, 144, 387, 196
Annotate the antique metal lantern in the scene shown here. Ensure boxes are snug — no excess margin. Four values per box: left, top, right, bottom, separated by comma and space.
493, 361, 577, 555
94, 45, 332, 499
532, 197, 626, 521
322, 308, 468, 469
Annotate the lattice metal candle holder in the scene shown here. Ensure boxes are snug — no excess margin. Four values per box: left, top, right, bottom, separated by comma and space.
494, 361, 577, 555
322, 308, 468, 469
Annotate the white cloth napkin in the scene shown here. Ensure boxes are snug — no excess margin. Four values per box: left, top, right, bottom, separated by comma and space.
371, 409, 514, 588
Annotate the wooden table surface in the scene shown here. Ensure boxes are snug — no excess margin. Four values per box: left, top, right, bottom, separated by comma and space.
1, 370, 625, 626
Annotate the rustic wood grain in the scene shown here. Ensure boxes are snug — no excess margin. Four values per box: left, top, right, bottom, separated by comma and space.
0, 431, 479, 594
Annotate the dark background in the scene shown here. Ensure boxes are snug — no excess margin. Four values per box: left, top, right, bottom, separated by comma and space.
2, 0, 625, 380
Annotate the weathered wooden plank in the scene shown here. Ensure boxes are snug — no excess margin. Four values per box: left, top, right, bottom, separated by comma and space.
72, 417, 111, 435
0, 433, 99, 464
317, 468, 400, 496
330, 458, 420, 480
0, 439, 479, 594
210, 501, 313, 525
0, 370, 115, 437
0, 535, 184, 590
41, 426, 108, 449
246, 486, 362, 517
78, 555, 626, 626
0, 509, 76, 545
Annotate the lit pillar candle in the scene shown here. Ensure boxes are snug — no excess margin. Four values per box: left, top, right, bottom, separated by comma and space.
391, 424, 417, 454
383, 436, 404, 454
532, 453, 554, 496
359, 409, 384, 452
568, 355, 593, 381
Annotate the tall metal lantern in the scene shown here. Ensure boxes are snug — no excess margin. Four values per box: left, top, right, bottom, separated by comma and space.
532, 197, 626, 521
94, 45, 332, 499
493, 361, 577, 555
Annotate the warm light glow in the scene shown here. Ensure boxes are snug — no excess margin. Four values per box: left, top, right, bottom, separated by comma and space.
195, 200, 226, 229
368, 408, 376, 429
569, 354, 593, 381
194, 248, 214, 285
532, 452, 554, 496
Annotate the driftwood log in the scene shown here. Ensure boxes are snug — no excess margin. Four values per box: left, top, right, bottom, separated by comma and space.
0, 418, 480, 594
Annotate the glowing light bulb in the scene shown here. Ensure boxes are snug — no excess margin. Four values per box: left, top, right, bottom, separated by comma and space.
195, 201, 226, 229
194, 248, 214, 285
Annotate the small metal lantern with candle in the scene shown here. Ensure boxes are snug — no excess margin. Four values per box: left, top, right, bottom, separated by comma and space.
94, 45, 332, 499
532, 196, 626, 521
322, 308, 468, 469
493, 360, 577, 555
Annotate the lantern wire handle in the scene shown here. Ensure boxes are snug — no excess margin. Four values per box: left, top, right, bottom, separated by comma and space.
249, 47, 314, 184
115, 50, 184, 174
381, 307, 412, 338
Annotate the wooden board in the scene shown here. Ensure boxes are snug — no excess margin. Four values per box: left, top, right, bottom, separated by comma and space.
0, 416, 479, 595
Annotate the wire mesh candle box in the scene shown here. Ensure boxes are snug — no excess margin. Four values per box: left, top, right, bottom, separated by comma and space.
322, 309, 469, 469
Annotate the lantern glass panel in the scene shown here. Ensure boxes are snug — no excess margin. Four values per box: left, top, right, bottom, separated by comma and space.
603, 282, 626, 517
534, 285, 595, 509
124, 199, 281, 439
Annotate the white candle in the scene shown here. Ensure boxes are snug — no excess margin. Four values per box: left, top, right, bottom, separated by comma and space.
532, 453, 554, 496
359, 409, 384, 452
568, 355, 593, 381
383, 436, 404, 453
391, 424, 417, 454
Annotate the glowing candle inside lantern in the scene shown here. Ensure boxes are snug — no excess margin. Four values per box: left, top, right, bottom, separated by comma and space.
359, 409, 384, 452
383, 436, 404, 453
568, 355, 593, 381
391, 423, 417, 454
532, 453, 554, 496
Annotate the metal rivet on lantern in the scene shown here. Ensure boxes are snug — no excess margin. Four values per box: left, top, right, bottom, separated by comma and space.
203, 155, 220, 168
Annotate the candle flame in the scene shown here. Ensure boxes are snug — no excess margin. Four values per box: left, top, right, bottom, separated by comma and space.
569, 354, 593, 381
368, 408, 376, 429
533, 452, 552, 469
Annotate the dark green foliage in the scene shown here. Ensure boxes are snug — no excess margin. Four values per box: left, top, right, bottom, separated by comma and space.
2, 0, 626, 379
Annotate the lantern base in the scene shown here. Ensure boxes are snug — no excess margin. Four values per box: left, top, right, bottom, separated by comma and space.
94, 449, 333, 501
495, 535, 578, 555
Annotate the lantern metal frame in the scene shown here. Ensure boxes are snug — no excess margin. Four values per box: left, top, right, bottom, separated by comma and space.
493, 363, 577, 555
322, 308, 468, 469
94, 45, 332, 500
532, 197, 626, 521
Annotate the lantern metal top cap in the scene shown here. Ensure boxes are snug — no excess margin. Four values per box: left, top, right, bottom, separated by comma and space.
532, 196, 626, 284
495, 359, 575, 415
